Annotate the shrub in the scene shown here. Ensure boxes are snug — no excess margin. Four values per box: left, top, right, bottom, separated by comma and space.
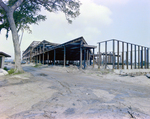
3, 67, 8, 71
8, 68, 15, 74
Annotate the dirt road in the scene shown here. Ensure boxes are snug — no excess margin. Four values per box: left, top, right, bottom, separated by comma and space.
0, 65, 150, 119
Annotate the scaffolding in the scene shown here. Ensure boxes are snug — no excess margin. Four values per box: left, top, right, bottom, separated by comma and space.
97, 39, 149, 69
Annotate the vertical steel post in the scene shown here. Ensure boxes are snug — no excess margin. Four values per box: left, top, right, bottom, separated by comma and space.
117, 41, 119, 69
80, 41, 83, 69
39, 46, 41, 63
145, 47, 146, 69
43, 44, 44, 64
54, 50, 56, 65
47, 51, 49, 65
138, 46, 140, 69
127, 43, 128, 69
93, 48, 95, 68
84, 49, 86, 69
87, 50, 88, 66
64, 46, 66, 67
141, 47, 143, 69
98, 43, 100, 69
131, 44, 132, 69
135, 45, 136, 69
105, 41, 107, 69
147, 48, 149, 69
113, 40, 115, 69
122, 42, 124, 69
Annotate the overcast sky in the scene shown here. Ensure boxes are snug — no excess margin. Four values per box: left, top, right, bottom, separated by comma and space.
0, 0, 150, 59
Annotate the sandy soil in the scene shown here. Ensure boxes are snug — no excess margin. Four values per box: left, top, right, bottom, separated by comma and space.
0, 64, 150, 119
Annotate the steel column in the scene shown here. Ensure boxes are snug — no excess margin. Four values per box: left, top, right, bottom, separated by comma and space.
47, 52, 49, 65
39, 54, 41, 63
126, 43, 128, 69
117, 41, 119, 69
144, 47, 146, 69
134, 45, 136, 69
105, 41, 107, 69
80, 41, 83, 69
147, 48, 149, 69
138, 46, 140, 69
43, 44, 45, 64
54, 50, 56, 65
87, 50, 88, 66
113, 40, 115, 69
131, 44, 132, 69
64, 46, 66, 67
141, 47, 143, 69
93, 48, 95, 68
98, 43, 100, 69
122, 42, 124, 69
84, 49, 86, 69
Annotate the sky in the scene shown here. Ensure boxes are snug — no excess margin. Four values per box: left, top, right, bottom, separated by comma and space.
0, 0, 150, 59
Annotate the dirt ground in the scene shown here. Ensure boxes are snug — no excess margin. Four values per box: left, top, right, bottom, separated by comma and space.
0, 64, 150, 119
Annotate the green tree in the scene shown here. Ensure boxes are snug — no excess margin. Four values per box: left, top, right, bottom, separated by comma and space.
0, 0, 81, 73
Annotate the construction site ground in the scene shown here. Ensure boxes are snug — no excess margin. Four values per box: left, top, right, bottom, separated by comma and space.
0, 64, 150, 119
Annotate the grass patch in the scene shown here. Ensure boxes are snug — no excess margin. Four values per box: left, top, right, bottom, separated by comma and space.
7, 68, 24, 75
8, 68, 15, 74
34, 63, 42, 67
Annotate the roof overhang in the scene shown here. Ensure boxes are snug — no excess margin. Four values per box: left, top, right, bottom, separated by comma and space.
0, 52, 11, 57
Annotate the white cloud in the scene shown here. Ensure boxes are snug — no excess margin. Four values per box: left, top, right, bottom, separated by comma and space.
30, 0, 112, 45
93, 0, 130, 6
1, 0, 113, 59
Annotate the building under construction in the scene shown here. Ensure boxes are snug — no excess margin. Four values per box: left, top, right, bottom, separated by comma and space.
22, 37, 97, 69
22, 37, 150, 70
